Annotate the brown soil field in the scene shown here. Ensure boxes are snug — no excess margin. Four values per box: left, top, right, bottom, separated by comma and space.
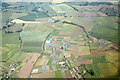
74, 60, 92, 66
90, 47, 98, 49
59, 32, 67, 36
52, 36, 58, 39
70, 45, 78, 56
17, 53, 40, 78
32, 72, 56, 78
70, 45, 91, 58
22, 56, 30, 63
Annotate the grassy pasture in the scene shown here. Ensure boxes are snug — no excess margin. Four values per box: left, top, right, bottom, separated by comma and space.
2, 10, 13, 26
89, 16, 118, 44
12, 2, 35, 13
72, 17, 96, 31
92, 64, 101, 77
87, 64, 97, 77
49, 4, 75, 13
39, 4, 56, 15
105, 50, 118, 62
21, 47, 42, 53
98, 63, 118, 77
20, 23, 53, 42
20, 22, 60, 52
55, 71, 63, 78
18, 13, 37, 21
62, 23, 77, 35
92, 56, 106, 64
2, 31, 21, 61
23, 42, 42, 47
18, 11, 48, 21
71, 5, 101, 12
65, 12, 85, 17
20, 32, 48, 41
6, 23, 23, 32
22, 41, 43, 53
37, 11, 49, 18
9, 13, 27, 20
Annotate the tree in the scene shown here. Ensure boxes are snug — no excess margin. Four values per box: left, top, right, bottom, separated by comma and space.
2, 26, 7, 29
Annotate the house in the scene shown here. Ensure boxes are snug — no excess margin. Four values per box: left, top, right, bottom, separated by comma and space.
59, 62, 65, 65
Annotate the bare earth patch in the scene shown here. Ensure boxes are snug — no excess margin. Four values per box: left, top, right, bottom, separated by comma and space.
11, 19, 43, 23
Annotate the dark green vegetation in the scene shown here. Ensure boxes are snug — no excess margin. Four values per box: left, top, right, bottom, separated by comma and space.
92, 56, 106, 64
18, 13, 37, 21
21, 41, 43, 53
65, 2, 113, 6
21, 47, 42, 53
47, 59, 52, 65
37, 11, 49, 18
18, 11, 48, 21
99, 7, 118, 16
23, 42, 42, 47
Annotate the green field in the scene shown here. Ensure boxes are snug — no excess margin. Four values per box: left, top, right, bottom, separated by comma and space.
21, 47, 42, 53
10, 13, 27, 20
18, 13, 37, 21
87, 64, 97, 77
55, 71, 63, 78
20, 23, 53, 42
47, 59, 52, 65
92, 64, 101, 77
89, 16, 118, 44
2, 31, 21, 61
49, 4, 75, 13
2, 10, 13, 26
6, 23, 23, 32
37, 11, 49, 18
92, 56, 106, 64
20, 23, 57, 52
18, 11, 48, 21
39, 4, 56, 16
23, 42, 42, 47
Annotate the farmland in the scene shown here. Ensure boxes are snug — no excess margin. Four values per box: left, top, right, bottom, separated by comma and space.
89, 16, 118, 44
18, 11, 49, 21
49, 4, 75, 13
20, 23, 55, 52
1, 1, 119, 79
2, 31, 21, 61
